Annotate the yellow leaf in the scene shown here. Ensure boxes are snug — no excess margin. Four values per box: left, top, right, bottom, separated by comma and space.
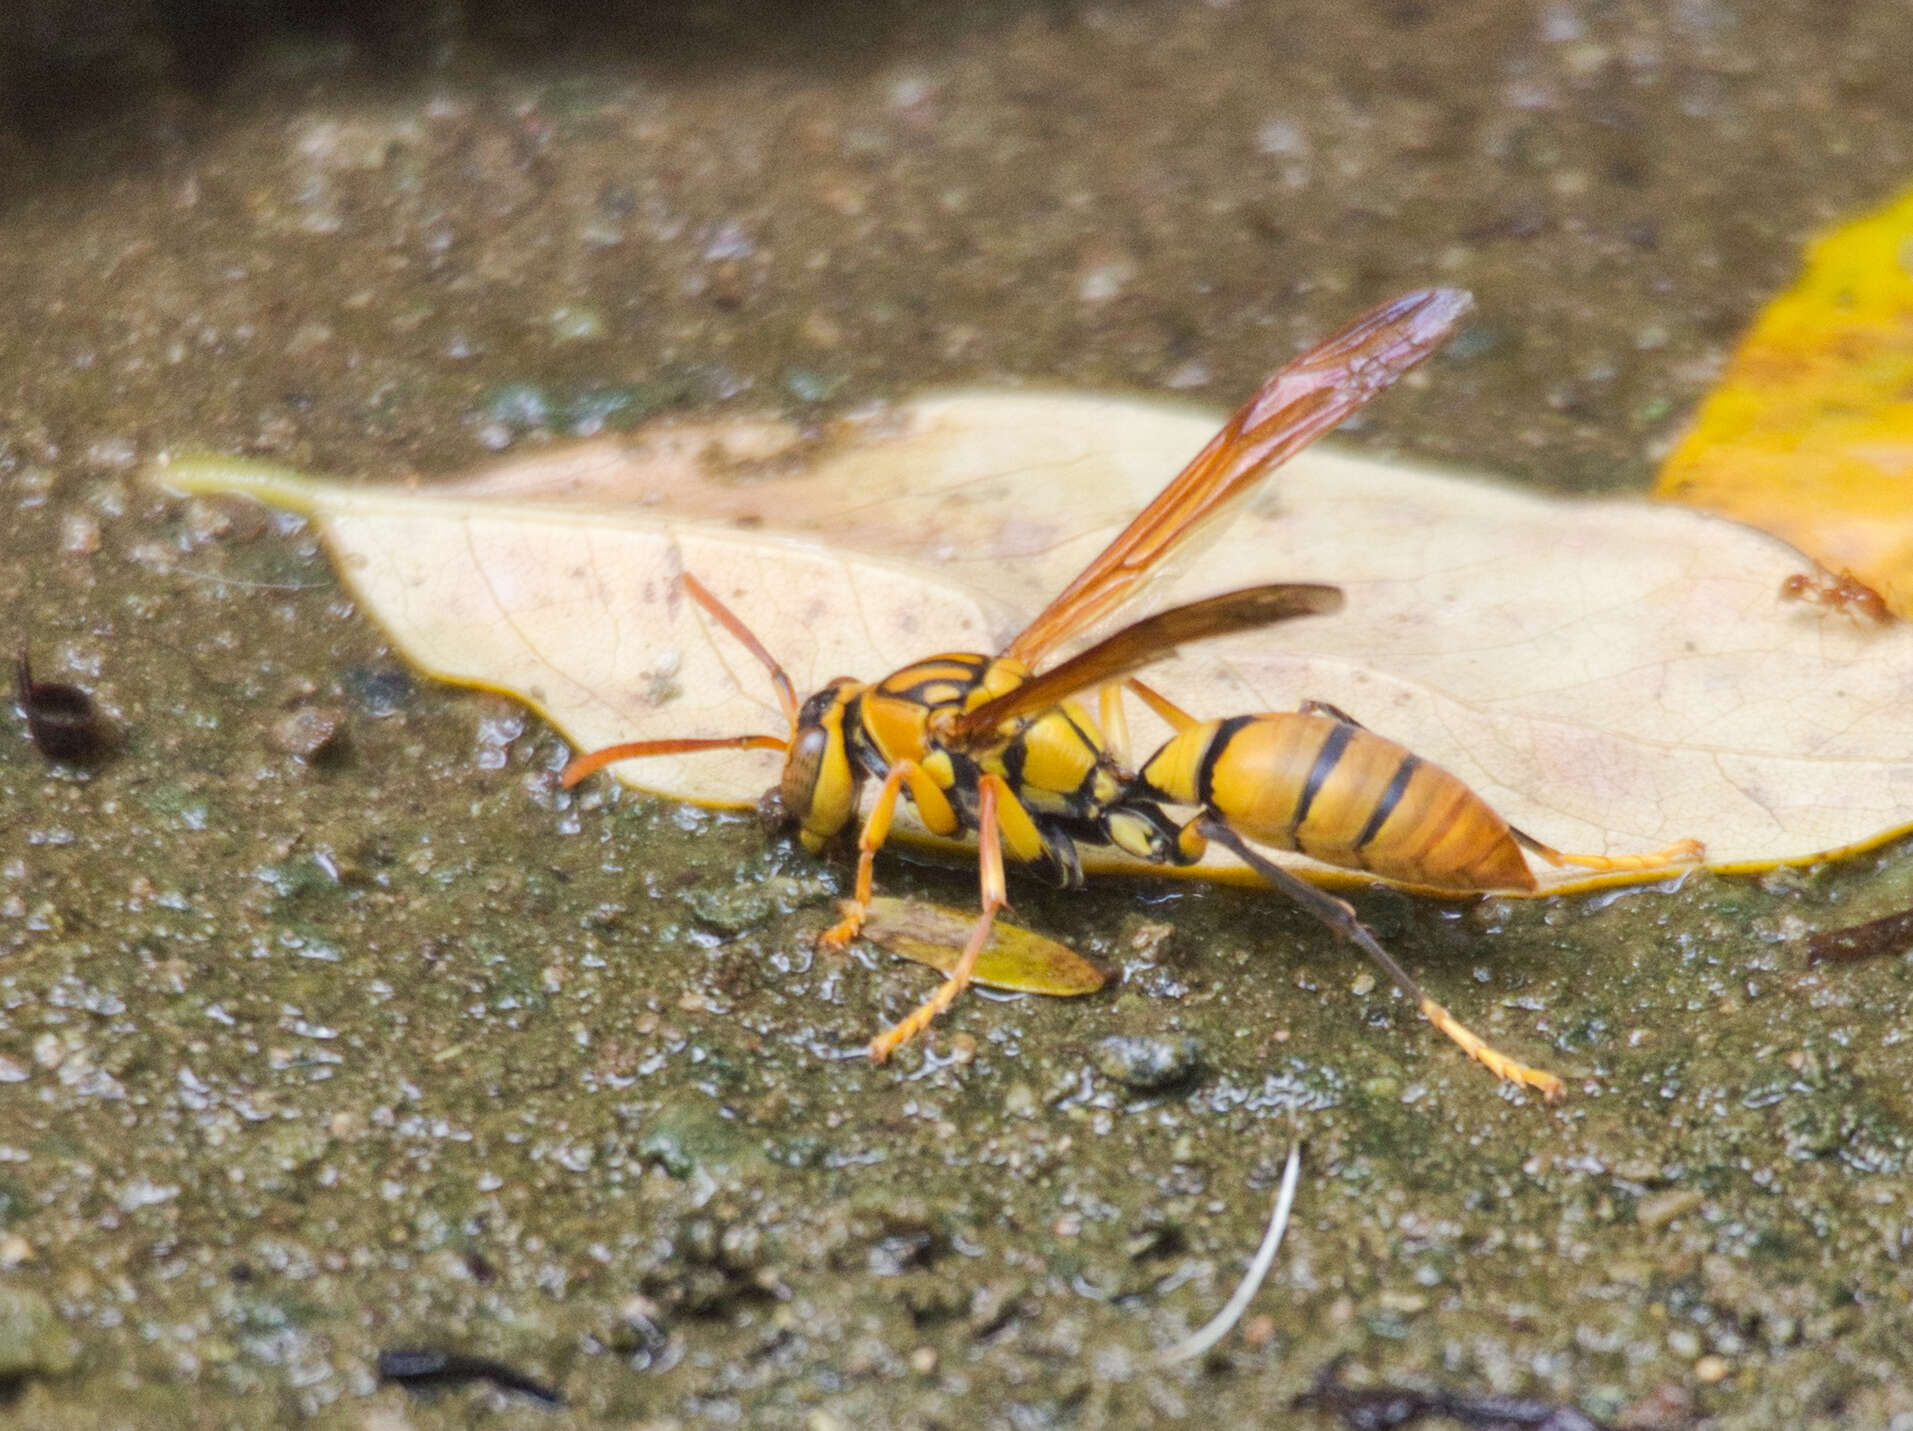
1656, 186, 1913, 614
854, 897, 1112, 996
157, 389, 1913, 894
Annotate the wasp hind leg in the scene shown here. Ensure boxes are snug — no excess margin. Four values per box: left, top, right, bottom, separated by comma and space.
1097, 684, 1133, 767
868, 774, 1015, 1063
821, 759, 959, 952
1193, 818, 1565, 1101
1510, 826, 1705, 876
1298, 699, 1365, 727
1124, 678, 1199, 733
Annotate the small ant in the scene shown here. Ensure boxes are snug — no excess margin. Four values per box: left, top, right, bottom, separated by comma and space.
1779, 568, 1892, 625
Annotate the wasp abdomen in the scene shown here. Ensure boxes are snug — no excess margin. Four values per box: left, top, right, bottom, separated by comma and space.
1138, 712, 1535, 892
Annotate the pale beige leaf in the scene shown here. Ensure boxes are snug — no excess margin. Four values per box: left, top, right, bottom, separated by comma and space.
1140, 448, 1913, 886
157, 454, 1013, 808
156, 389, 1913, 894
426, 393, 1222, 628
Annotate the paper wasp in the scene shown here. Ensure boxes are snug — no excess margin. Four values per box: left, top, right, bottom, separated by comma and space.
563, 288, 1700, 1098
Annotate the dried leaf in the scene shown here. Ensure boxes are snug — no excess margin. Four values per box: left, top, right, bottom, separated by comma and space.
1805, 907, 1913, 967
158, 389, 1913, 893
855, 897, 1113, 996
157, 453, 1010, 808
1656, 186, 1913, 614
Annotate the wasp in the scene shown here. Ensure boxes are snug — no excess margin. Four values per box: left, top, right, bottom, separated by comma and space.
563, 289, 1698, 1097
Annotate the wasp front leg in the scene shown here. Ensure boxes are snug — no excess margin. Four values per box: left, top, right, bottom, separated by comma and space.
868, 774, 1014, 1063
821, 759, 960, 951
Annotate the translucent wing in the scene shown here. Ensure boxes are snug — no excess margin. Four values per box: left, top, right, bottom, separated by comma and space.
1001, 288, 1473, 669
951, 583, 1342, 742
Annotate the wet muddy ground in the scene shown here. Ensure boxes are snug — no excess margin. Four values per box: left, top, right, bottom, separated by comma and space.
3, 2, 1913, 1425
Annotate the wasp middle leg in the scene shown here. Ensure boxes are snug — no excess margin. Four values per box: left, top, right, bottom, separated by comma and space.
821, 758, 962, 951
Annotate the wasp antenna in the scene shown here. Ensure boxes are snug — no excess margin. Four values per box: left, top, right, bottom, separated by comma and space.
680, 571, 800, 728
560, 733, 787, 789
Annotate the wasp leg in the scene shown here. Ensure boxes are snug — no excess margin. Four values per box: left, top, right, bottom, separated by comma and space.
1033, 818, 1085, 889
1510, 827, 1705, 875
1191, 817, 1565, 1102
821, 759, 958, 952
1098, 684, 1133, 767
1125, 678, 1199, 733
869, 773, 1011, 1063
1298, 699, 1365, 728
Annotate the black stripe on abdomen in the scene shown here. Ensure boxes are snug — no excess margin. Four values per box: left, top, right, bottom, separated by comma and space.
1196, 716, 1257, 808
1353, 752, 1420, 850
1290, 720, 1354, 835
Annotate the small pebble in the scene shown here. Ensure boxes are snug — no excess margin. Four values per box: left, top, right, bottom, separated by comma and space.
0, 1285, 80, 1381
1092, 1034, 1203, 1091
1240, 1313, 1277, 1351
800, 311, 843, 348
265, 706, 346, 762
58, 511, 101, 555
548, 305, 606, 343
1636, 1188, 1703, 1230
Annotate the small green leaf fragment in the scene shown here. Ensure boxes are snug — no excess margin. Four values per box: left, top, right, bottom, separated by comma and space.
854, 897, 1113, 997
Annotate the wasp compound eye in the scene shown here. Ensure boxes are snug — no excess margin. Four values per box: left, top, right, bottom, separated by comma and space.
779, 724, 830, 819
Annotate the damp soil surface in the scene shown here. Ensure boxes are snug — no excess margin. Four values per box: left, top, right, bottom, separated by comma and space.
4, 3, 1913, 1426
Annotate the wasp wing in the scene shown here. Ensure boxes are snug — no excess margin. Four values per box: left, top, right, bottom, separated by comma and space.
951, 583, 1342, 742
1001, 288, 1472, 670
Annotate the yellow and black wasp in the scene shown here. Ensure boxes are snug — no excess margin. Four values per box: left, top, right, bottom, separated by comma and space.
563, 288, 1700, 1098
